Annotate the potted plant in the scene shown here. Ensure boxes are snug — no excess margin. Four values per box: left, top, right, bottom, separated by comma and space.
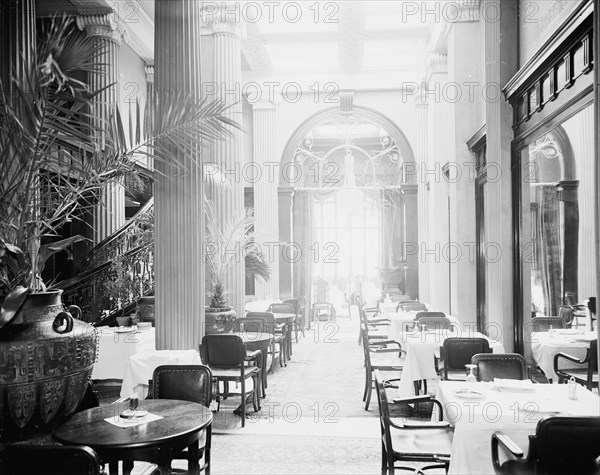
0, 16, 238, 441
204, 203, 270, 333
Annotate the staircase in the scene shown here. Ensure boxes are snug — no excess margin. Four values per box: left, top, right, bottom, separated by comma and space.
59, 198, 154, 325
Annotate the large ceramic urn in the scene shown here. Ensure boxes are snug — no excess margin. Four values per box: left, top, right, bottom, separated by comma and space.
204, 307, 237, 334
0, 289, 97, 441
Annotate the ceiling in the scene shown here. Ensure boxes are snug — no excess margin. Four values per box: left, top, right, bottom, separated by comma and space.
38, 0, 438, 88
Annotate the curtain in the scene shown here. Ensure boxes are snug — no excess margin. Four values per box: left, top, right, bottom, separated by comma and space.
536, 185, 562, 315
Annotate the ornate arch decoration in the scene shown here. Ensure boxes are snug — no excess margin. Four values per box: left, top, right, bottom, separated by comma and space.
279, 105, 416, 187
528, 125, 576, 182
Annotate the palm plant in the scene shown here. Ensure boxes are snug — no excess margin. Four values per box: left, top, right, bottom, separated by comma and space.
205, 202, 270, 309
0, 16, 239, 303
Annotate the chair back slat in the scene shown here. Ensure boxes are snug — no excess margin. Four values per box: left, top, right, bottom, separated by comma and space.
152, 365, 212, 407
535, 416, 600, 474
471, 353, 528, 381
201, 334, 246, 368
442, 338, 491, 378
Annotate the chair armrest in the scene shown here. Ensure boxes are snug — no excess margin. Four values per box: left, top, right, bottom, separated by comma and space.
491, 431, 524, 473
554, 351, 588, 373
392, 395, 446, 420
392, 394, 436, 405
367, 318, 391, 323
369, 339, 401, 348
402, 420, 450, 428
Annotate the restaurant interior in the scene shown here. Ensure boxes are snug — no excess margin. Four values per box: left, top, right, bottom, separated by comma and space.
0, 0, 599, 474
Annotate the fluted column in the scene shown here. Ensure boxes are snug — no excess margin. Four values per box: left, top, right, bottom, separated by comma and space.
252, 99, 279, 298
77, 12, 125, 244
415, 95, 429, 303
154, 0, 205, 350
0, 0, 35, 104
204, 8, 245, 318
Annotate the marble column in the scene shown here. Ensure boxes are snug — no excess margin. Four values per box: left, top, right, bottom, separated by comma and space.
401, 186, 419, 300
414, 95, 429, 303
0, 0, 35, 104
204, 10, 245, 318
252, 99, 279, 298
484, 0, 518, 352
76, 12, 125, 244
154, 0, 205, 350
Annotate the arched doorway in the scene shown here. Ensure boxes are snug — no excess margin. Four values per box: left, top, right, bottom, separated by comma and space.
277, 98, 417, 315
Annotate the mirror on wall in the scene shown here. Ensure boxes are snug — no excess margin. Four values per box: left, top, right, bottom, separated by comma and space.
519, 104, 596, 335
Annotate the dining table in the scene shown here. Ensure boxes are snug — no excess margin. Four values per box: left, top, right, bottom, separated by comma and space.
53, 399, 212, 475
435, 380, 600, 474
396, 328, 505, 397
530, 329, 597, 382
92, 326, 156, 380
385, 311, 461, 342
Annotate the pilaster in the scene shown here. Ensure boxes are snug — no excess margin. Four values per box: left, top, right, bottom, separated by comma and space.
252, 99, 280, 299
484, 0, 517, 352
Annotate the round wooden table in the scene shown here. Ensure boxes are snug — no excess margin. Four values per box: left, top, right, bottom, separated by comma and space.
53, 399, 212, 475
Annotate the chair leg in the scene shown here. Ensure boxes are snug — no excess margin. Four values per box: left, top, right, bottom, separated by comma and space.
364, 371, 372, 410
381, 442, 388, 475
363, 367, 370, 401
253, 375, 260, 412
241, 378, 246, 428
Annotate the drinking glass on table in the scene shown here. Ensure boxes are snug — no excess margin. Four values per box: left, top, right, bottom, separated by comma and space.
465, 364, 477, 383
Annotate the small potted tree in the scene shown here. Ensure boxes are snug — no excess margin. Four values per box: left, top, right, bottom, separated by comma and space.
204, 204, 270, 333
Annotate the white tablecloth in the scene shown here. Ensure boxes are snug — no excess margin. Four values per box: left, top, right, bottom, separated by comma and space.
387, 311, 461, 342
435, 380, 600, 474
91, 327, 156, 380
245, 299, 280, 313
396, 329, 505, 397
531, 330, 596, 382
120, 349, 202, 398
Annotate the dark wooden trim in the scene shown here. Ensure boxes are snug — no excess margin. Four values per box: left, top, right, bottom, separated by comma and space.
504, 1, 592, 98
594, 0, 600, 367
511, 139, 524, 354
467, 125, 486, 152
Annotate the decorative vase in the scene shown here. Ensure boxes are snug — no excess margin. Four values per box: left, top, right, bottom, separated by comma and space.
204, 307, 237, 334
137, 296, 155, 327
0, 289, 97, 442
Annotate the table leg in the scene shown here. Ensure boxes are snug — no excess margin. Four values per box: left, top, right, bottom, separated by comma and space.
158, 450, 172, 475
187, 440, 200, 475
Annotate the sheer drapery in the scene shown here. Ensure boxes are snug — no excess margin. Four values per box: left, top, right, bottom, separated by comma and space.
535, 185, 562, 315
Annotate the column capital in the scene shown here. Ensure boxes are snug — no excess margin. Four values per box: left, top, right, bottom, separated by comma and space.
145, 63, 154, 84
201, 3, 244, 38
76, 12, 125, 44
